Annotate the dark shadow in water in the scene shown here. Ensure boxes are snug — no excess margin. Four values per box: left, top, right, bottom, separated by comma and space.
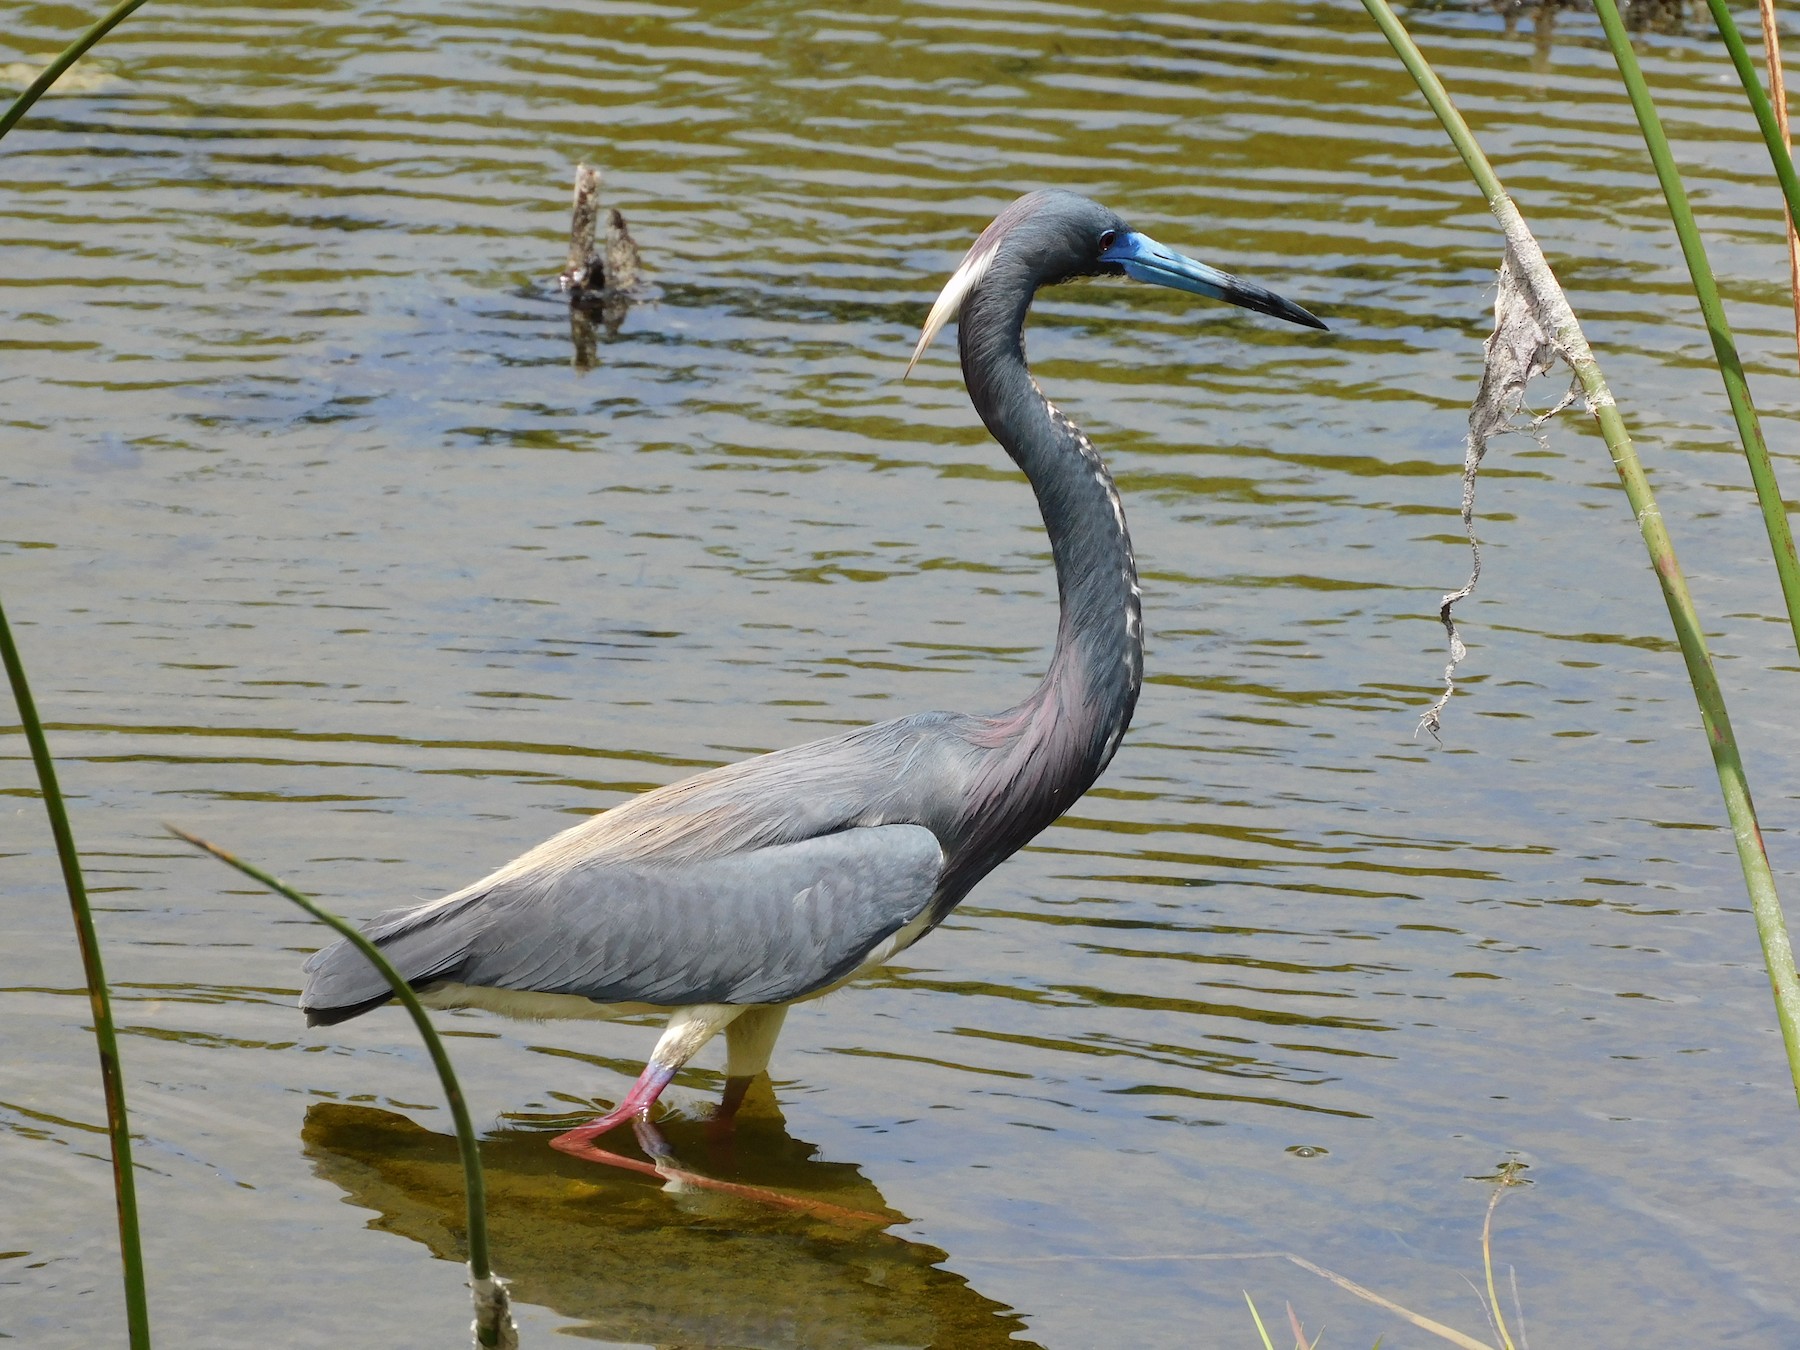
568, 294, 632, 367
301, 1098, 1040, 1349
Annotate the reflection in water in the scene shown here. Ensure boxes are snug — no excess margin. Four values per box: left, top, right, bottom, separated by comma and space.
568, 291, 631, 370
301, 1101, 1039, 1350
1485, 0, 1695, 66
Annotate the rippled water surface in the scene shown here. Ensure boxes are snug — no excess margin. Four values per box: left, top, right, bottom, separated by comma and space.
6, 0, 1800, 1344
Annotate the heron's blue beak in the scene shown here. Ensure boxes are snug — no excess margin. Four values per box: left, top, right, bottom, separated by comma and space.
1099, 231, 1327, 331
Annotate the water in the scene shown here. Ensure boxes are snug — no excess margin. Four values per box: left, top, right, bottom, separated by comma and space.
4, 0, 1799, 1344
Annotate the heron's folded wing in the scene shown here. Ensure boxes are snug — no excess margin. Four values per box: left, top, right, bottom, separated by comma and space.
305, 823, 944, 1014
462, 823, 943, 1004
299, 888, 491, 1021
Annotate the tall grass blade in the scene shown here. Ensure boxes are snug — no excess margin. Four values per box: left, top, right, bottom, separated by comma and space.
0, 0, 152, 141
1357, 0, 1800, 1111
1745, 0, 1800, 374
166, 827, 517, 1349
1591, 0, 1800, 657
0, 597, 150, 1347
1285, 1301, 1321, 1350
1244, 1291, 1278, 1350
1703, 0, 1800, 232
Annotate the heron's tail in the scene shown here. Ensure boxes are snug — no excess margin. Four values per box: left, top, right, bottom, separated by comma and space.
298, 891, 488, 1027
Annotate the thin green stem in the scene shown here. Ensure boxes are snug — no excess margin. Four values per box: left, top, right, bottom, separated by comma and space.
1704, 0, 1800, 232
1360, 0, 1800, 1111
1746, 0, 1800, 379
0, 598, 150, 1347
0, 0, 152, 141
166, 828, 509, 1345
1592, 0, 1800, 658
169, 831, 514, 1346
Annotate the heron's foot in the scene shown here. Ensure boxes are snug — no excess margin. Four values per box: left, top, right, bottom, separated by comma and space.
548, 1104, 636, 1154
549, 1100, 888, 1226
549, 1061, 676, 1155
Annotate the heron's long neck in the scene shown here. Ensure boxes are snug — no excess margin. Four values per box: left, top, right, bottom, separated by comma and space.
959, 286, 1143, 806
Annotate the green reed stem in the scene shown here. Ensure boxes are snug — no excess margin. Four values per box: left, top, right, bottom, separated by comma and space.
1592, 0, 1800, 658
0, 597, 151, 1348
1704, 0, 1800, 232
1242, 1291, 1277, 1350
0, 0, 151, 141
165, 828, 510, 1346
1359, 0, 1800, 1111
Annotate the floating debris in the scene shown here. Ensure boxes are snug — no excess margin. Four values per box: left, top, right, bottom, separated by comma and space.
1417, 244, 1578, 743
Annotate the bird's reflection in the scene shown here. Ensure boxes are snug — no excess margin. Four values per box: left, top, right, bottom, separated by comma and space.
301, 1097, 1039, 1349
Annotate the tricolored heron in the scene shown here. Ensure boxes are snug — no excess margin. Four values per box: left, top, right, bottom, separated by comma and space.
300, 191, 1325, 1158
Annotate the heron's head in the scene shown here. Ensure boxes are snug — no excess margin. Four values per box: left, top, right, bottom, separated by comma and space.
907, 190, 1325, 376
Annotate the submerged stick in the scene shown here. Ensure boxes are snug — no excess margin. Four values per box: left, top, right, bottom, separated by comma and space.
1359, 0, 1800, 1112
166, 827, 516, 1350
995, 1249, 1492, 1349
1280, 1251, 1491, 1350
1, 598, 150, 1346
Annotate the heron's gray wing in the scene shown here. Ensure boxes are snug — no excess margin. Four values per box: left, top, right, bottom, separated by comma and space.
298, 890, 491, 1023
464, 823, 943, 1003
302, 823, 943, 1016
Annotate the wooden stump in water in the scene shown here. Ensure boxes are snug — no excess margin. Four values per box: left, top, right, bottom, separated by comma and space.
560, 166, 645, 368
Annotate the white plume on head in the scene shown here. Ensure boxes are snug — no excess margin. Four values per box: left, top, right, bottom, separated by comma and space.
906, 239, 1000, 378
906, 191, 1105, 378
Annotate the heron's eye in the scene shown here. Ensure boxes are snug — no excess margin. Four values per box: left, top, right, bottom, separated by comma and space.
1098, 229, 1117, 252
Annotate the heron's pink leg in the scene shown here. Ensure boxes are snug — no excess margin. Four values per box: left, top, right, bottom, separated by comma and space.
549, 1061, 676, 1154
551, 1005, 742, 1160
546, 1002, 843, 1222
